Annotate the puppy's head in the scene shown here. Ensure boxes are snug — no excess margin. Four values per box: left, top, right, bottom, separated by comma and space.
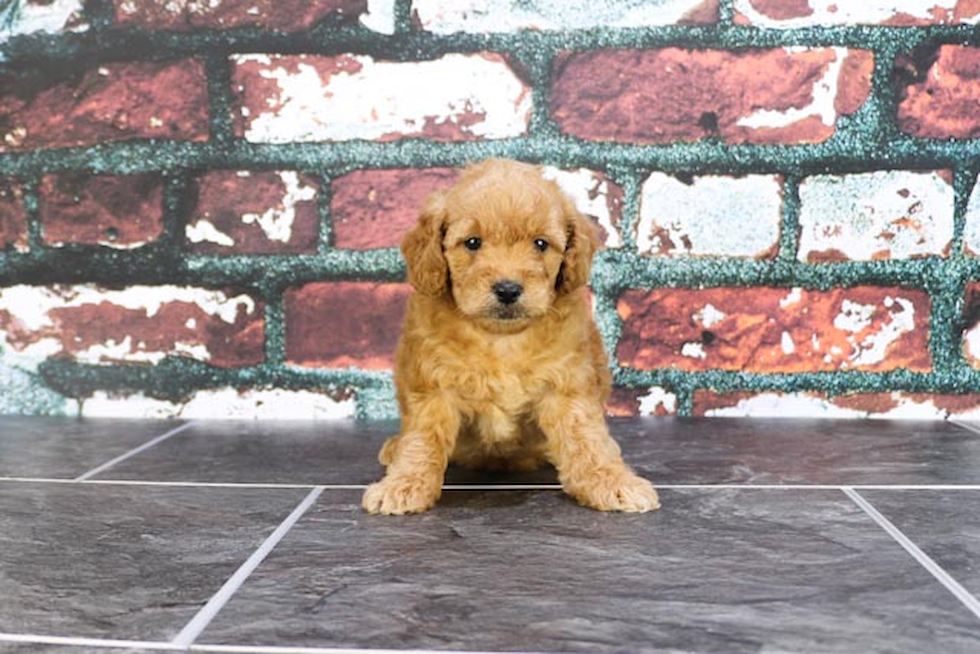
402, 159, 598, 333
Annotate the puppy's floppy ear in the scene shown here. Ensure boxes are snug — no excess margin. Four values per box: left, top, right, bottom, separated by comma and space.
401, 192, 449, 296
556, 196, 599, 294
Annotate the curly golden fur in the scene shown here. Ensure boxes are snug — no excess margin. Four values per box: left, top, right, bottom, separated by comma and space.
363, 159, 660, 515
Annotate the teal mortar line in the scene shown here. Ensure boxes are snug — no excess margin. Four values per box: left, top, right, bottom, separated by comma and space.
5, 17, 980, 417
777, 176, 802, 263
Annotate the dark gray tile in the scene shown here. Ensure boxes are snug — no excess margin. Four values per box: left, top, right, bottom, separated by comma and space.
623, 417, 980, 486
0, 644, 162, 654
860, 489, 980, 601
90, 419, 396, 485
93, 417, 980, 488
0, 482, 307, 642
198, 488, 980, 654
0, 417, 187, 480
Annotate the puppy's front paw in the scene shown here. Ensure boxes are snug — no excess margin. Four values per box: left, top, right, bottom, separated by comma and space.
565, 467, 661, 513
362, 473, 442, 515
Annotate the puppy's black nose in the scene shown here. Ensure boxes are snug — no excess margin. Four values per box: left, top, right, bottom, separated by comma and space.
493, 280, 523, 305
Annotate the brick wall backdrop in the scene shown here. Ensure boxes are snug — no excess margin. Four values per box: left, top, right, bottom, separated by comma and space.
3, 0, 980, 420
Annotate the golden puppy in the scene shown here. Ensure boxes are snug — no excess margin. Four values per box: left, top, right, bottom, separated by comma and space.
363, 159, 660, 515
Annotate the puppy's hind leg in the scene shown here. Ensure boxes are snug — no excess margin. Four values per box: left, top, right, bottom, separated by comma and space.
363, 395, 460, 515
538, 395, 660, 513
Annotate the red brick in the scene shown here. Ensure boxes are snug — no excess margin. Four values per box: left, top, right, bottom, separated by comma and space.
285, 282, 410, 369
898, 45, 980, 139
550, 48, 873, 145
331, 168, 459, 250
186, 171, 320, 255
616, 286, 931, 373
735, 0, 812, 22
38, 173, 164, 249
735, 0, 980, 25
0, 60, 209, 152
0, 285, 264, 367
114, 0, 366, 31
0, 181, 28, 252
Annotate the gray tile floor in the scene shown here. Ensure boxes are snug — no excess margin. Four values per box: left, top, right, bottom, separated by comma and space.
2, 417, 980, 653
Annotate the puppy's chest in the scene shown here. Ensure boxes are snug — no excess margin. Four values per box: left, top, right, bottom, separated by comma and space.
450, 340, 549, 410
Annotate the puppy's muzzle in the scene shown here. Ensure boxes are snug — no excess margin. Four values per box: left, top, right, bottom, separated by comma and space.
492, 280, 524, 305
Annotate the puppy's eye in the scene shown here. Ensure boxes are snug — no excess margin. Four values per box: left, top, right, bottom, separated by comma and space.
533, 238, 549, 252
463, 237, 482, 251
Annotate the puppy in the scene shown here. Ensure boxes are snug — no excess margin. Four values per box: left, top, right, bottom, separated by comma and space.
363, 159, 660, 515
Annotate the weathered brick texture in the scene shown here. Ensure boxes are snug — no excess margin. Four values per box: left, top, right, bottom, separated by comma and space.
186, 171, 320, 255
285, 282, 410, 370
3, 0, 980, 419
550, 48, 873, 144
331, 169, 458, 250
617, 287, 931, 373
1, 61, 209, 151
694, 391, 980, 420
114, 0, 367, 31
964, 174, 980, 256
82, 387, 357, 420
898, 45, 980, 139
0, 181, 28, 252
0, 0, 86, 42
797, 170, 954, 262
637, 174, 782, 258
413, 0, 719, 32
232, 53, 531, 143
0, 285, 264, 368
39, 173, 165, 249
608, 386, 679, 418
734, 0, 980, 26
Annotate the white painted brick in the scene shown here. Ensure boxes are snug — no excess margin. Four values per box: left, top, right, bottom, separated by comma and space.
0, 285, 259, 369
413, 0, 716, 33
965, 321, 980, 367
798, 170, 954, 262
636, 173, 782, 258
81, 388, 356, 420
635, 386, 678, 417
0, 0, 86, 49
541, 167, 622, 247
702, 391, 980, 420
962, 174, 980, 256
234, 53, 531, 142
360, 0, 396, 34
702, 392, 865, 418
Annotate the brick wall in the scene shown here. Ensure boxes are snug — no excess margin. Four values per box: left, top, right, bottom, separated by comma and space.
3, 0, 980, 420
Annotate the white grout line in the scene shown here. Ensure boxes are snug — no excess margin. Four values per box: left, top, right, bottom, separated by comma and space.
171, 486, 326, 649
74, 421, 197, 481
441, 483, 563, 490
76, 479, 338, 490
952, 419, 980, 436
3, 476, 980, 491
843, 487, 980, 622
0, 632, 180, 650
